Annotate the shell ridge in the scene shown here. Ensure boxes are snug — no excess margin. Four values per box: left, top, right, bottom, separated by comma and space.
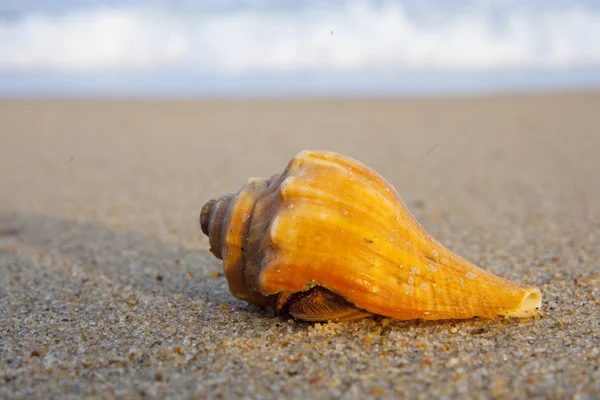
221, 178, 272, 305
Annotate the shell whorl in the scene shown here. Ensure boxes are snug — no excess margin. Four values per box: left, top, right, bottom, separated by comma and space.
200, 193, 234, 260
199, 176, 278, 308
199, 199, 215, 236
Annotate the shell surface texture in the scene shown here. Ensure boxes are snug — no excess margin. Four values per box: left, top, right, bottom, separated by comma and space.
200, 150, 542, 322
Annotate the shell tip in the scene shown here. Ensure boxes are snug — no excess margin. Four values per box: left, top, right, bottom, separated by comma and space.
200, 199, 216, 236
502, 287, 542, 318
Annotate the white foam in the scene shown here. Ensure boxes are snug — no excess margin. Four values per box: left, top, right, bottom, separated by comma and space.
0, 9, 188, 71
1, 1, 600, 73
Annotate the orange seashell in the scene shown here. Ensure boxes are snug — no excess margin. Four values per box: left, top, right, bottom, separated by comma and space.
200, 150, 542, 322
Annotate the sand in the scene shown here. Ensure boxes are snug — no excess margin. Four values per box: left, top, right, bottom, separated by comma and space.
0, 93, 599, 399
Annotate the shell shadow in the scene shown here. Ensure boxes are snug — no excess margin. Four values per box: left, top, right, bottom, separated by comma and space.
0, 211, 239, 307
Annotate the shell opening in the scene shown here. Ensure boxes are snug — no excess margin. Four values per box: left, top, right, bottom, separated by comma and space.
502, 287, 542, 318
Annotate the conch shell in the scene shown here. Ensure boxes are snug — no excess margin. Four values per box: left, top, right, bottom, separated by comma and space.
200, 150, 542, 322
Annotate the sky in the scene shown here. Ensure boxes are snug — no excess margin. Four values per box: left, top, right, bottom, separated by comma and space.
1, 0, 600, 97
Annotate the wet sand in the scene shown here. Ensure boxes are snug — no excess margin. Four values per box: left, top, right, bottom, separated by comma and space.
1, 93, 599, 399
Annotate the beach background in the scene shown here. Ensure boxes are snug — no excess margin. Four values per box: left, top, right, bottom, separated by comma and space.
1, 1, 599, 399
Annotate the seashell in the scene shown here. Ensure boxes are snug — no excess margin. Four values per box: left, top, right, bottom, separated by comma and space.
200, 150, 542, 322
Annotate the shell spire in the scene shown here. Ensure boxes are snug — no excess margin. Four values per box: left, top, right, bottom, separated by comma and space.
200, 150, 542, 322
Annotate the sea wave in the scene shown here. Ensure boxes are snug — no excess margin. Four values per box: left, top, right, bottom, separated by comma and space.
1, 1, 599, 74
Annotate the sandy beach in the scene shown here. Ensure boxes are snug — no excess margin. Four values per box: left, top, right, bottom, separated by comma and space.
1, 93, 599, 399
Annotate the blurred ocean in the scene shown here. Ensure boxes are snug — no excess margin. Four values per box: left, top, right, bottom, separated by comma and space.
1, 0, 599, 97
